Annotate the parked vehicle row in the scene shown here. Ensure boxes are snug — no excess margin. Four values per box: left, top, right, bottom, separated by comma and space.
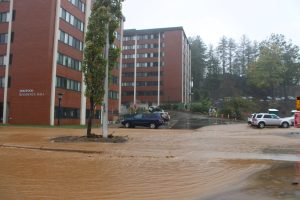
248, 113, 294, 128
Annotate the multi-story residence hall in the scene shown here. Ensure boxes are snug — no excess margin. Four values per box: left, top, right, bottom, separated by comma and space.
0, 0, 122, 125
121, 27, 191, 109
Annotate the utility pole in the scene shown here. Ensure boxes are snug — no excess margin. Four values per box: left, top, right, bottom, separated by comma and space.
102, 23, 109, 138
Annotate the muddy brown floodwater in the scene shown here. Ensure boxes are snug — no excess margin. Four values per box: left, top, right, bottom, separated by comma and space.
1, 124, 300, 200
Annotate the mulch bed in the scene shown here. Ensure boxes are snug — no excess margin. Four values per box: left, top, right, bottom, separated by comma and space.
51, 134, 128, 143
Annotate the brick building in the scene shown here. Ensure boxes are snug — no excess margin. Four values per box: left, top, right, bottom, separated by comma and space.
0, 0, 122, 125
121, 27, 191, 111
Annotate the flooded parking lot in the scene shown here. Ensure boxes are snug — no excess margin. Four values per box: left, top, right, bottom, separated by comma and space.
1, 123, 300, 199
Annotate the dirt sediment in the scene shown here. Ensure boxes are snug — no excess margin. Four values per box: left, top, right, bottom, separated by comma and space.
1, 124, 300, 199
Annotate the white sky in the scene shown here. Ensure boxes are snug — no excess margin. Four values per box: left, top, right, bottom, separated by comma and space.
122, 0, 300, 46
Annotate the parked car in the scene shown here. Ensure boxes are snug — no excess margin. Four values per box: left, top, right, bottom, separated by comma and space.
148, 106, 170, 122
252, 113, 292, 128
121, 113, 164, 129
247, 113, 256, 125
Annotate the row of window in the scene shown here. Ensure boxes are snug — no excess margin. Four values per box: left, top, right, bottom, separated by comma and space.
59, 30, 83, 51
122, 71, 163, 77
123, 33, 164, 41
122, 91, 163, 96
68, 0, 85, 13
57, 52, 82, 71
55, 108, 118, 120
123, 52, 164, 59
122, 81, 163, 87
0, 12, 9, 22
123, 43, 164, 50
60, 8, 84, 32
122, 62, 164, 68
56, 76, 81, 92
0, 55, 7, 65
55, 107, 80, 119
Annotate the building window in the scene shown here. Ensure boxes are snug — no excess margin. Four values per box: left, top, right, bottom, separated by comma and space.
55, 107, 80, 119
122, 91, 134, 96
9, 54, 12, 64
0, 33, 8, 44
0, 12, 10, 22
57, 52, 82, 71
123, 45, 135, 50
68, 0, 85, 13
0, 55, 7, 66
121, 82, 134, 87
59, 30, 83, 51
123, 36, 135, 41
60, 8, 84, 32
109, 91, 118, 100
122, 62, 164, 68
0, 0, 10, 2
0, 76, 4, 87
56, 76, 81, 92
122, 63, 134, 68
12, 10, 15, 21
111, 76, 118, 85
123, 54, 135, 59
136, 43, 159, 49
136, 91, 163, 96
10, 32, 14, 43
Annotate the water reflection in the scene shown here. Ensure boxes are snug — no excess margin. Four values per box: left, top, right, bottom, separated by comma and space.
168, 111, 234, 129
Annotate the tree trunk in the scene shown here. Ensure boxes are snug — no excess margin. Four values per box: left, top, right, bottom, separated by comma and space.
87, 97, 95, 138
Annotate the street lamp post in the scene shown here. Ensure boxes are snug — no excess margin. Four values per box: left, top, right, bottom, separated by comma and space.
58, 93, 64, 126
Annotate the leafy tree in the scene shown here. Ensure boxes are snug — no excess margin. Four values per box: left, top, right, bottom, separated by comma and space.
189, 36, 207, 101
247, 43, 284, 98
82, 0, 122, 137
261, 34, 300, 99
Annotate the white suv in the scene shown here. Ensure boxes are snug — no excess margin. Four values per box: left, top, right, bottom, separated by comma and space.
252, 113, 292, 128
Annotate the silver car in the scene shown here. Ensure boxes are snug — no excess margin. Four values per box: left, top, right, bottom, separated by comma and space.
252, 113, 292, 128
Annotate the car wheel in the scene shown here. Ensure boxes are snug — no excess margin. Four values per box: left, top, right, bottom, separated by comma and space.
258, 122, 265, 129
282, 122, 289, 128
125, 122, 131, 128
150, 123, 156, 129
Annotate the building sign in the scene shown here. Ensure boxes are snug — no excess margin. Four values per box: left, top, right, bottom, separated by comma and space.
295, 111, 300, 128
19, 89, 45, 97
297, 97, 300, 110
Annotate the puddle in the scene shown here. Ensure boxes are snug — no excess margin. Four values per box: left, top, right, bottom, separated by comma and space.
204, 152, 300, 162
206, 162, 300, 200
168, 111, 235, 129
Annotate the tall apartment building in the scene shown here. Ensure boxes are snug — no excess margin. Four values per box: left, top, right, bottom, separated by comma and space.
0, 0, 122, 125
121, 27, 191, 110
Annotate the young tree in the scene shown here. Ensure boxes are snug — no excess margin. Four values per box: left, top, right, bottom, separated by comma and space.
82, 0, 123, 137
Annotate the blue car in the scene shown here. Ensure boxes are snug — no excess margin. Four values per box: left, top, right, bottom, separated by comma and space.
121, 113, 164, 129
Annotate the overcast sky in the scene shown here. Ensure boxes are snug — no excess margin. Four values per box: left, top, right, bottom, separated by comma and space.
122, 0, 300, 46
